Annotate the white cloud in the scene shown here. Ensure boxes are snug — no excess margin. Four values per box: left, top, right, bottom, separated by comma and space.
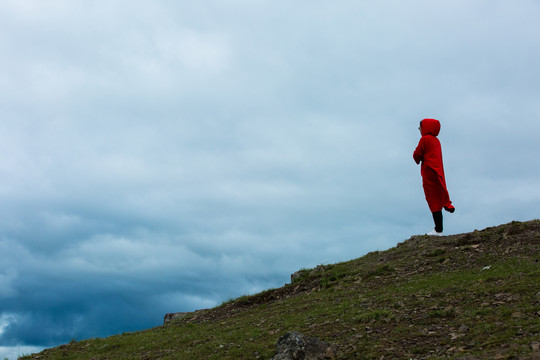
0, 314, 15, 336
0, 345, 44, 360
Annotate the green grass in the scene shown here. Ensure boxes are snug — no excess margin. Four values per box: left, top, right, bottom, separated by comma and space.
21, 220, 540, 359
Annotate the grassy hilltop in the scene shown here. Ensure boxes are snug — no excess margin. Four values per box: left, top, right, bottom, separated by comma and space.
22, 220, 540, 359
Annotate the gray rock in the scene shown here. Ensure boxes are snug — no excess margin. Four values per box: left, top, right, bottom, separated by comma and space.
270, 331, 336, 360
163, 312, 189, 324
291, 265, 327, 283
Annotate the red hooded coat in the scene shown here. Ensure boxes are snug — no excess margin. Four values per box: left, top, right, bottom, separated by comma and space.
413, 118, 453, 212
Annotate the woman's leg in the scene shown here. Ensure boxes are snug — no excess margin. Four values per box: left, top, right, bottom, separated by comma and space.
432, 211, 443, 233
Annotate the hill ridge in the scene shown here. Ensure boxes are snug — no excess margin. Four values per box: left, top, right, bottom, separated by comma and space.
24, 220, 540, 359
166, 220, 540, 326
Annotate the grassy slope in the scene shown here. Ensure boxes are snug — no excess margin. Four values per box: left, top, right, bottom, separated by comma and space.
22, 220, 540, 360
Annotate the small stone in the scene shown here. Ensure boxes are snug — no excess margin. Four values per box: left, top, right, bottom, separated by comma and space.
163, 312, 189, 324
271, 331, 336, 360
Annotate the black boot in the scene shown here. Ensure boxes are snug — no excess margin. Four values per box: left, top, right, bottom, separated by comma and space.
432, 211, 443, 233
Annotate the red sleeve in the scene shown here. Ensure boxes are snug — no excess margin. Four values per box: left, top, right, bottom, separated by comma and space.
413, 137, 425, 164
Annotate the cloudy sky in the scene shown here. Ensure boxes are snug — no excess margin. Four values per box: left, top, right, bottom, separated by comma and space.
1, 0, 539, 358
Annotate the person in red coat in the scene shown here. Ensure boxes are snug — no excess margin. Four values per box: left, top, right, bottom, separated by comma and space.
413, 118, 455, 235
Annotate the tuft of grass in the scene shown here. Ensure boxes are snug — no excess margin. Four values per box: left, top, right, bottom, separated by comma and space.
364, 264, 395, 279
426, 248, 446, 257
291, 268, 311, 284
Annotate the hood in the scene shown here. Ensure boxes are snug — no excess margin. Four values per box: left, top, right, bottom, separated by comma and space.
420, 118, 440, 137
